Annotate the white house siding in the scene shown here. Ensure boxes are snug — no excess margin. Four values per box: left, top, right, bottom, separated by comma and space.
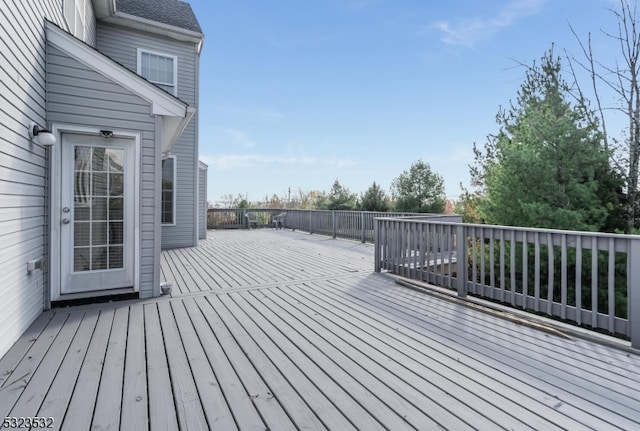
198, 161, 207, 239
0, 0, 69, 358
96, 23, 199, 249
63, 0, 97, 45
46, 44, 160, 299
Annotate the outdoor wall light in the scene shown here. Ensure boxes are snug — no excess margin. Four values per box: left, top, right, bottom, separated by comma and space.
28, 122, 56, 146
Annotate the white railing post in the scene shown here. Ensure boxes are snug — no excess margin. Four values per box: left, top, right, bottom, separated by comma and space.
374, 218, 381, 272
456, 224, 468, 298
332, 211, 336, 239
629, 237, 640, 349
361, 212, 366, 243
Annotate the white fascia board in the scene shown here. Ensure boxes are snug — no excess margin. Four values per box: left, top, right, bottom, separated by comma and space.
161, 107, 196, 154
91, 0, 115, 19
45, 21, 188, 117
110, 12, 204, 49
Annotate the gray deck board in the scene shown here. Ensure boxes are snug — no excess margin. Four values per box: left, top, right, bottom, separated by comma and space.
61, 309, 114, 431
92, 306, 129, 429
145, 303, 179, 431
1, 229, 639, 430
344, 277, 640, 422
220, 292, 385, 431
7, 312, 83, 420
313, 275, 638, 429
208, 294, 332, 430
181, 297, 264, 431
0, 311, 54, 388
170, 299, 238, 430
120, 304, 149, 430
157, 301, 209, 430
0, 311, 69, 418
263, 285, 539, 431
36, 310, 100, 421
193, 296, 296, 431
237, 289, 450, 430
285, 278, 589, 430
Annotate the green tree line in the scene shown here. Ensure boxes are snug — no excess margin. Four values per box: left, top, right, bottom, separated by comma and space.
215, 159, 449, 213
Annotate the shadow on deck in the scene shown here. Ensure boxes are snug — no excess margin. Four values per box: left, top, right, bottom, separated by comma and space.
1, 229, 639, 430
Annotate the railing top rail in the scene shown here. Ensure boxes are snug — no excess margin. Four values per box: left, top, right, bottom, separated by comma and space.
374, 216, 640, 241
208, 208, 444, 215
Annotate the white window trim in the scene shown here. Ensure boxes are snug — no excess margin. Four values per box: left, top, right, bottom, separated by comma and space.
162, 155, 177, 226
137, 48, 178, 96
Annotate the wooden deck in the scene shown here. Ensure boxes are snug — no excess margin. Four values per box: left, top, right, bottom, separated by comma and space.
1, 229, 639, 430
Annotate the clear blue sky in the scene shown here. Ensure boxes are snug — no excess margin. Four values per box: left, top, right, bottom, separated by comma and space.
188, 0, 624, 206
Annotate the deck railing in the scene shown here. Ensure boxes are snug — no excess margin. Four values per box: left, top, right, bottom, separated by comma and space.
207, 208, 461, 243
374, 216, 640, 348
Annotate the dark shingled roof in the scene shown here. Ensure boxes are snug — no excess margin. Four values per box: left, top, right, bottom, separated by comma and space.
116, 0, 202, 33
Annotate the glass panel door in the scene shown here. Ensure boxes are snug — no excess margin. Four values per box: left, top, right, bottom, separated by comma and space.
73, 146, 125, 272
60, 134, 135, 294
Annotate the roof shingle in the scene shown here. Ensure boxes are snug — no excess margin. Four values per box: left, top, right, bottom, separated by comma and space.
116, 0, 202, 33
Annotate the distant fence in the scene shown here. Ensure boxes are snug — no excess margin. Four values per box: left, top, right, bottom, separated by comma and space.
207, 208, 461, 243
374, 216, 640, 348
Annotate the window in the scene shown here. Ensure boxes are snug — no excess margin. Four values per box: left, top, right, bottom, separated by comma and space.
162, 157, 176, 224
138, 49, 178, 95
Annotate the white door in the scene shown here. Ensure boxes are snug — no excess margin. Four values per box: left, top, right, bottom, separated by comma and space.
60, 134, 135, 294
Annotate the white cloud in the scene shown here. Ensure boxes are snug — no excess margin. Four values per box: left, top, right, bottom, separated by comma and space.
431, 0, 546, 48
213, 106, 285, 123
220, 128, 256, 148
329, 157, 357, 169
200, 153, 356, 171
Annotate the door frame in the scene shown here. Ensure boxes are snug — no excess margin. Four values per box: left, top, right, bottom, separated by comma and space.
49, 124, 140, 303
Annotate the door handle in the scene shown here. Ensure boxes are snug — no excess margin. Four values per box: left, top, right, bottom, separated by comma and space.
62, 218, 70, 224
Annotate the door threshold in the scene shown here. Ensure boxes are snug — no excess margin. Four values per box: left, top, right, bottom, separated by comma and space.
52, 291, 138, 308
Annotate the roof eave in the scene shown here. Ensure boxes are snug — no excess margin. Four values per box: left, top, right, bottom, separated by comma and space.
46, 21, 192, 152
92, 0, 116, 19
101, 12, 203, 49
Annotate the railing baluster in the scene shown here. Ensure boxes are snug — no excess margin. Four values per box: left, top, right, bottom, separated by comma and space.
561, 234, 567, 320
576, 236, 582, 325
489, 229, 495, 297
522, 231, 528, 308
629, 238, 640, 348
592, 238, 598, 329
499, 229, 505, 302
534, 232, 540, 312
471, 226, 477, 294
547, 232, 554, 316
456, 224, 467, 297
419, 222, 426, 281
480, 227, 486, 297
510, 229, 516, 306
374, 218, 381, 272
439, 224, 445, 286
332, 211, 336, 239
608, 238, 615, 333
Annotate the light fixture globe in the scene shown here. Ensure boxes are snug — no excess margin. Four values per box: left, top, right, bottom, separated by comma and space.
28, 122, 56, 146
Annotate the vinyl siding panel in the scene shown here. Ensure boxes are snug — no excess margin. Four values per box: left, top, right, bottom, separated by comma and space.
96, 23, 200, 249
46, 44, 160, 299
84, 0, 97, 46
198, 162, 207, 239
0, 0, 67, 359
